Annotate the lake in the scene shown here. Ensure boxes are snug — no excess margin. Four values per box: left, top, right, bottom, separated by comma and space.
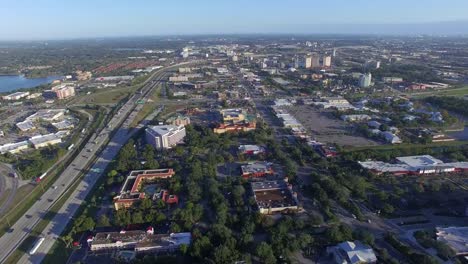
0, 75, 63, 93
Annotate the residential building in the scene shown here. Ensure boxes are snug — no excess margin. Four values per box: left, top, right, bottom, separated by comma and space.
311, 53, 321, 68
113, 169, 176, 210
54, 85, 75, 99
322, 55, 332, 67
326, 241, 377, 264
0, 141, 29, 154
145, 125, 186, 150
166, 115, 191, 126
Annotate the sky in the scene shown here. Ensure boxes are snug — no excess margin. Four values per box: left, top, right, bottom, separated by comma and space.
1, 0, 468, 40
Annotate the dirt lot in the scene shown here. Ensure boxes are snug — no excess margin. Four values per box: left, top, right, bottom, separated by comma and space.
287, 105, 380, 147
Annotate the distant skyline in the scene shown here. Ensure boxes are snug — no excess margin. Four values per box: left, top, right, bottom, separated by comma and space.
1, 0, 468, 40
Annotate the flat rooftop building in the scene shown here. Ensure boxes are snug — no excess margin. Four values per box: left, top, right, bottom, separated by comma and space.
241, 162, 274, 179
145, 125, 186, 150
0, 141, 29, 154
436, 227, 468, 255
359, 155, 468, 176
114, 169, 176, 210
251, 180, 299, 214
238, 145, 266, 155
29, 133, 62, 149
90, 229, 191, 254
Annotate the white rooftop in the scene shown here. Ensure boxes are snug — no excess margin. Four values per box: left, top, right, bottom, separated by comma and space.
335, 241, 377, 264
396, 155, 443, 168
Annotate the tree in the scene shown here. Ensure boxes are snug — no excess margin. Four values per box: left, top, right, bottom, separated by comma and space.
97, 214, 110, 227
256, 242, 276, 264
139, 198, 153, 211
76, 217, 95, 232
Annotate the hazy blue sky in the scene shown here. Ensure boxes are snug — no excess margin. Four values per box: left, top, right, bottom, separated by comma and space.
1, 0, 468, 40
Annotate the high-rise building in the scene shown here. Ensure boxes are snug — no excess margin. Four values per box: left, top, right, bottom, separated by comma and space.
332, 48, 337, 57
359, 73, 372, 88
51, 84, 76, 99
311, 53, 321, 68
294, 56, 312, 68
322, 56, 332, 67
145, 125, 186, 150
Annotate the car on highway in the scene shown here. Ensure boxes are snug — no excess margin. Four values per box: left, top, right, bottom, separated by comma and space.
52, 186, 58, 190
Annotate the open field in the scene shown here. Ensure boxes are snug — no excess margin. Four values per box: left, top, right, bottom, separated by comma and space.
408, 85, 468, 98
287, 105, 380, 147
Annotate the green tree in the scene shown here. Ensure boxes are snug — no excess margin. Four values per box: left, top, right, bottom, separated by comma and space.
256, 242, 276, 264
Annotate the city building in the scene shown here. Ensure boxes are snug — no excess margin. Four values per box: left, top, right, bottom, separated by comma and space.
113, 169, 177, 210
51, 120, 75, 130
326, 241, 377, 264
436, 227, 468, 255
238, 145, 266, 156
322, 55, 332, 67
311, 53, 321, 68
359, 155, 468, 176
52, 84, 76, 99
214, 108, 256, 134
29, 133, 62, 149
166, 115, 191, 126
89, 229, 191, 254
341, 114, 372, 122
359, 73, 372, 88
2, 91, 30, 101
16, 121, 36, 132
145, 125, 186, 150
241, 162, 274, 179
251, 179, 299, 214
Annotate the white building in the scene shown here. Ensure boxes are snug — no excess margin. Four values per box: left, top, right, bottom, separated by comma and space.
2, 91, 30, 101
359, 73, 372, 88
29, 133, 62, 149
0, 141, 29, 154
145, 125, 186, 150
327, 241, 377, 264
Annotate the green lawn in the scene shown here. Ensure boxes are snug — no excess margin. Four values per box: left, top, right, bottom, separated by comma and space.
409, 86, 468, 98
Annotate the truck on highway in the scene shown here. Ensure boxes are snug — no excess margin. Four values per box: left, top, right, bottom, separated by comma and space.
68, 144, 75, 150
29, 237, 45, 255
36, 172, 47, 183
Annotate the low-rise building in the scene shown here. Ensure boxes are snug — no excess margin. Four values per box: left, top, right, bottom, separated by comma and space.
16, 121, 36, 132
341, 114, 372, 122
326, 241, 377, 264
113, 169, 176, 210
145, 125, 186, 150
359, 155, 468, 176
0, 141, 29, 154
89, 229, 191, 254
50, 83, 76, 99
166, 115, 191, 126
241, 162, 274, 179
436, 227, 468, 255
251, 179, 299, 214
2, 91, 30, 101
238, 145, 266, 156
29, 133, 62, 149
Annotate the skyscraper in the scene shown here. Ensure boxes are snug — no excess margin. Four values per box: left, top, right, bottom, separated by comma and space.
322, 56, 332, 67
359, 73, 372, 88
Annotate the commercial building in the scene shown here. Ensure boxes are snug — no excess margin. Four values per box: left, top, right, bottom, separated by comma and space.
27, 109, 66, 122
51, 120, 75, 130
145, 125, 186, 150
16, 121, 36, 132
359, 73, 372, 88
238, 145, 266, 156
0, 141, 29, 154
436, 227, 468, 255
241, 162, 274, 179
2, 91, 30, 101
89, 228, 191, 254
113, 169, 177, 210
29, 133, 62, 149
326, 241, 377, 264
359, 155, 468, 176
251, 179, 299, 214
311, 53, 321, 68
341, 114, 372, 122
214, 109, 256, 134
314, 97, 358, 111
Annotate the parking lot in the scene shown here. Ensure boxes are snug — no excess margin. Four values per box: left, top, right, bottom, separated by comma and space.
286, 105, 380, 147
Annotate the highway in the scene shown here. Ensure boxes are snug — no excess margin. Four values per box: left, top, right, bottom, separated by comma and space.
0, 62, 193, 264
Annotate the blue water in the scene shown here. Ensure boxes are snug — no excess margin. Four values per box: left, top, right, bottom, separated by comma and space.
0, 75, 63, 93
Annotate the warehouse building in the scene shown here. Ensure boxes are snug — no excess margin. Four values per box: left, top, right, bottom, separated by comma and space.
29, 133, 62, 149
359, 155, 468, 176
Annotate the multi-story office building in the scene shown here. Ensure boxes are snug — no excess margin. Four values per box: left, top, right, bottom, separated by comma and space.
358, 73, 372, 88
322, 55, 332, 67
145, 125, 186, 149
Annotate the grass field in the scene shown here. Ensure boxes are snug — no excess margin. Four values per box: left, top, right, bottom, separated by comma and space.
409, 85, 468, 98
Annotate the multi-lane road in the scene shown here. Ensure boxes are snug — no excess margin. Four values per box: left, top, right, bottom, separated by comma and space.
0, 62, 193, 264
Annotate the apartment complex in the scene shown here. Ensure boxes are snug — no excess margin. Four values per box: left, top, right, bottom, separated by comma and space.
145, 125, 186, 150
